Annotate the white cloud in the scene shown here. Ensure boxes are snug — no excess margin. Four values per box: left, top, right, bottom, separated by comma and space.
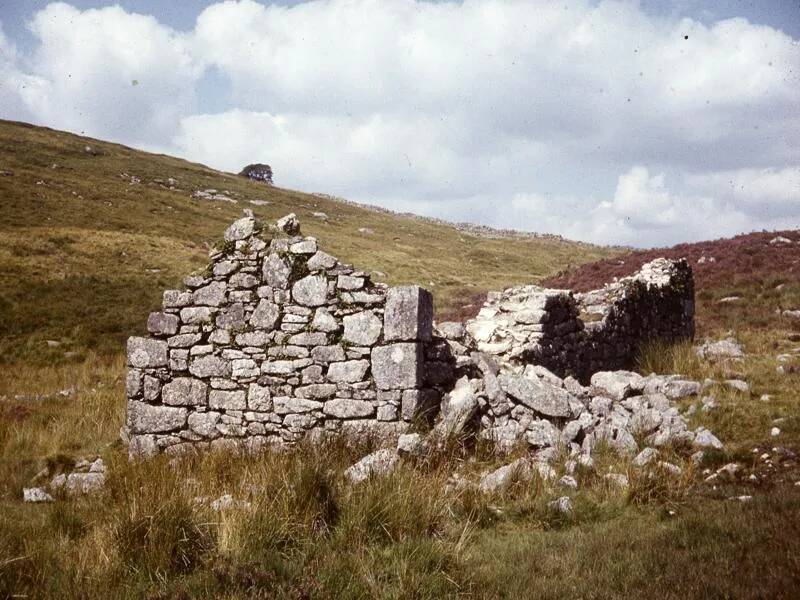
22, 3, 201, 144
1, 1, 798, 247
686, 167, 800, 218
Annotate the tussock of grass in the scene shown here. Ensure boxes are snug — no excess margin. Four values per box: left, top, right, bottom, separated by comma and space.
637, 339, 705, 380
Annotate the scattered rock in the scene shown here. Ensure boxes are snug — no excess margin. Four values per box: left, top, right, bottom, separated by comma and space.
209, 493, 252, 511
696, 338, 744, 361
479, 458, 532, 493
604, 473, 629, 488
345, 449, 398, 483
558, 475, 578, 489
770, 236, 793, 245
724, 379, 749, 393
693, 428, 724, 450
397, 433, 427, 456
633, 447, 658, 467
23, 487, 54, 503
548, 496, 573, 514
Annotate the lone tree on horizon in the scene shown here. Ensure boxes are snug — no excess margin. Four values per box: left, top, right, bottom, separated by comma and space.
239, 163, 273, 185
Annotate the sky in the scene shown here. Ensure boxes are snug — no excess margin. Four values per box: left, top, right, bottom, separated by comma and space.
0, 1, 798, 247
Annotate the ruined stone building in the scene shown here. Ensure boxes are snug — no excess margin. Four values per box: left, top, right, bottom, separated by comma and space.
124, 214, 695, 457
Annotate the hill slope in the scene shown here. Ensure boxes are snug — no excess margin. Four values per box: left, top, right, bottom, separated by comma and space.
0, 119, 616, 364
543, 230, 800, 293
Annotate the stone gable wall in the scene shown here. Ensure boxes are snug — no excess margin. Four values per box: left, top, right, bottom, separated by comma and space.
125, 215, 446, 457
465, 258, 694, 383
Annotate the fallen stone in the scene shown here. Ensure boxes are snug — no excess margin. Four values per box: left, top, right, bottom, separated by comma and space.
23, 487, 54, 503
696, 338, 744, 361
633, 447, 658, 467
558, 475, 578, 489
604, 472, 629, 488
724, 379, 749, 393
344, 448, 398, 483
548, 496, 573, 514
498, 374, 571, 418
396, 433, 427, 456
693, 427, 724, 450
479, 458, 532, 493
435, 377, 479, 437
590, 371, 645, 401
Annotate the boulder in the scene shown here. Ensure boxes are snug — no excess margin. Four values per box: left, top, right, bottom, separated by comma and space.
696, 338, 744, 361
23, 487, 54, 503
397, 433, 428, 456
479, 458, 532, 493
435, 377, 479, 437
548, 496, 573, 514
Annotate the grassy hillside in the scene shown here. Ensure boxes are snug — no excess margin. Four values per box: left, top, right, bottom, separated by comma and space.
0, 119, 616, 364
2, 120, 800, 598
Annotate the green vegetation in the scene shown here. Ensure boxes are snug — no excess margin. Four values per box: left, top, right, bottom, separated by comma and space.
1, 121, 799, 598
0, 119, 615, 364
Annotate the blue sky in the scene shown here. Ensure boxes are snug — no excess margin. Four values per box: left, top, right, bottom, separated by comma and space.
1, 1, 798, 246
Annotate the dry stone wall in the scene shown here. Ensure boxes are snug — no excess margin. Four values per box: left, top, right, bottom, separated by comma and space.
124, 214, 696, 459
124, 214, 447, 457
465, 258, 694, 383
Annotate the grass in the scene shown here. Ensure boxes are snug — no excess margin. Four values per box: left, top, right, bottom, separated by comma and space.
0, 119, 616, 364
1, 325, 798, 598
1, 121, 800, 597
